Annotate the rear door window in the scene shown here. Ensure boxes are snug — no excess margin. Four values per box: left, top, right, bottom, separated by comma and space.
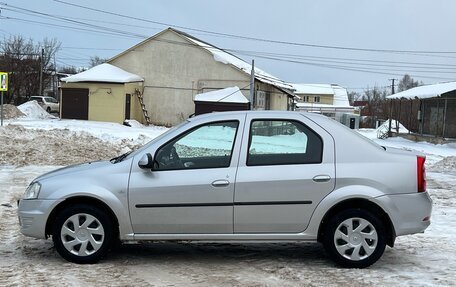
247, 119, 323, 166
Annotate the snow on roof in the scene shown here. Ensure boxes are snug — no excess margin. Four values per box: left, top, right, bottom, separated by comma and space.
292, 84, 351, 107
194, 86, 249, 103
296, 102, 354, 109
387, 81, 456, 99
332, 85, 351, 106
174, 30, 294, 92
61, 63, 143, 83
292, 84, 335, 95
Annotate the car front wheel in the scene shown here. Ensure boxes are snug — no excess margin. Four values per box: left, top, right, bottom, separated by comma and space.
52, 204, 113, 264
323, 209, 386, 268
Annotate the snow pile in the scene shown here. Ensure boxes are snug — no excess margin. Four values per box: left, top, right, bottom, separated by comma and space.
0, 117, 169, 165
377, 119, 409, 134
7, 118, 167, 145
428, 156, 456, 173
194, 87, 249, 103
0, 104, 25, 119
0, 125, 141, 166
17, 101, 56, 119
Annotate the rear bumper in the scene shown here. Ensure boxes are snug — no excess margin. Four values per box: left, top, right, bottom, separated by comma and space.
376, 192, 432, 236
17, 198, 61, 239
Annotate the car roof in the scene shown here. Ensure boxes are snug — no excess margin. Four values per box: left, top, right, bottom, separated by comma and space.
188, 110, 310, 122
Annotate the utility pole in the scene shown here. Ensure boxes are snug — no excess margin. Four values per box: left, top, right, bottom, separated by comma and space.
39, 48, 44, 96
387, 78, 397, 136
249, 59, 255, 110
53, 54, 57, 98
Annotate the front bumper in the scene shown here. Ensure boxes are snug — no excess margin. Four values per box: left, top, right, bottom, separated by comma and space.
17, 198, 62, 239
376, 192, 432, 237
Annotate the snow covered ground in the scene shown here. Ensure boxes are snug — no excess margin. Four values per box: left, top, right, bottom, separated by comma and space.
0, 115, 456, 286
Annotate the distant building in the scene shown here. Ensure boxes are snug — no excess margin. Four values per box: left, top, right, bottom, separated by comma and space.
194, 86, 250, 115
387, 81, 456, 138
292, 84, 354, 120
60, 64, 145, 124
108, 27, 295, 126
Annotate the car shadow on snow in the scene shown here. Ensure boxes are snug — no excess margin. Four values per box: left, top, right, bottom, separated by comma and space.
108, 241, 334, 266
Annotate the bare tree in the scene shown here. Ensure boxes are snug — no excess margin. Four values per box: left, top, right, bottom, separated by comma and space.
398, 74, 422, 92
58, 66, 78, 74
0, 35, 60, 104
89, 56, 108, 67
360, 86, 390, 127
347, 91, 360, 106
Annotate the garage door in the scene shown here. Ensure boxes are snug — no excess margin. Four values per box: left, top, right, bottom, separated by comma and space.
61, 88, 89, 120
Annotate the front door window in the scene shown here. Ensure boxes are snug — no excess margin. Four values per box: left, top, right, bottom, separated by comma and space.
154, 121, 239, 170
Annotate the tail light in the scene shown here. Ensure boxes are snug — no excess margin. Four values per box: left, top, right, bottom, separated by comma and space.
417, 156, 426, 192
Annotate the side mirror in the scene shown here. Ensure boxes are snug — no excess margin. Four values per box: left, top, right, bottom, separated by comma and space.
138, 153, 154, 169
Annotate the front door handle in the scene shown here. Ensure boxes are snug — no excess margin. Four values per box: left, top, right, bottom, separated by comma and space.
212, 180, 230, 187
313, 175, 331, 183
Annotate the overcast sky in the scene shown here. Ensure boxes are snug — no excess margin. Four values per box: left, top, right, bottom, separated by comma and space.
1, 0, 456, 92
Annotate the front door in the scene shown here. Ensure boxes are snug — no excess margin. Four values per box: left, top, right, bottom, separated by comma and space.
234, 114, 335, 233
128, 118, 244, 234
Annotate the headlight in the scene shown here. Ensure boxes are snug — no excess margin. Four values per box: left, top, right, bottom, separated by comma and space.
23, 182, 41, 199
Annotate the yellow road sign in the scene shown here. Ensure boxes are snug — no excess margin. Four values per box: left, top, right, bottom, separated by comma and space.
0, 73, 8, 92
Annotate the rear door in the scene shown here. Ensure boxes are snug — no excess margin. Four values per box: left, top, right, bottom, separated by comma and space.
234, 113, 335, 233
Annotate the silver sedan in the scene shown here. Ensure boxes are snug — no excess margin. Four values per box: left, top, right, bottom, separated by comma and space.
18, 111, 432, 268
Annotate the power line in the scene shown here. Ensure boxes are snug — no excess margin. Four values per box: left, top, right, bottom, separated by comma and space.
2, 3, 454, 83
5, 15, 453, 81
0, 16, 143, 40
62, 47, 124, 51
5, 2, 456, 67
52, 0, 456, 55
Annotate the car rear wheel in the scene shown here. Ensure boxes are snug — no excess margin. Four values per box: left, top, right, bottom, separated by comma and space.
52, 204, 113, 264
46, 107, 51, 113
323, 209, 386, 268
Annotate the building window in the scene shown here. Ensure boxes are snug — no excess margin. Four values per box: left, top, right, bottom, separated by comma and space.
314, 96, 320, 103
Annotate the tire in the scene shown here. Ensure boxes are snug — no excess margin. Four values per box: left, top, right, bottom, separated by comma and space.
52, 204, 113, 264
46, 107, 51, 113
322, 208, 387, 268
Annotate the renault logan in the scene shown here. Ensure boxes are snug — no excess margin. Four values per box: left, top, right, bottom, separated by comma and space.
18, 111, 432, 268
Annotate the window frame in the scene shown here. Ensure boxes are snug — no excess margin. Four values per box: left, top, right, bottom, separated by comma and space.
153, 120, 240, 171
246, 118, 324, 167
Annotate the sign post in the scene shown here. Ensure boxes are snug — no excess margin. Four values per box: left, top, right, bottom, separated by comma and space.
0, 72, 8, 126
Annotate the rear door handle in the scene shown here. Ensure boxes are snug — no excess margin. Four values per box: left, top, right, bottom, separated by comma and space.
212, 180, 230, 187
313, 175, 331, 183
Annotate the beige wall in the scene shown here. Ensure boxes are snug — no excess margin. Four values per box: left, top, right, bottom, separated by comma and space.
110, 29, 291, 126
255, 81, 290, 110
297, 93, 333, 105
124, 83, 146, 124
61, 82, 144, 124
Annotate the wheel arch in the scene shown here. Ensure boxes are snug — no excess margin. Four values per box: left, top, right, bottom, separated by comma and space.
45, 196, 120, 239
317, 198, 396, 247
